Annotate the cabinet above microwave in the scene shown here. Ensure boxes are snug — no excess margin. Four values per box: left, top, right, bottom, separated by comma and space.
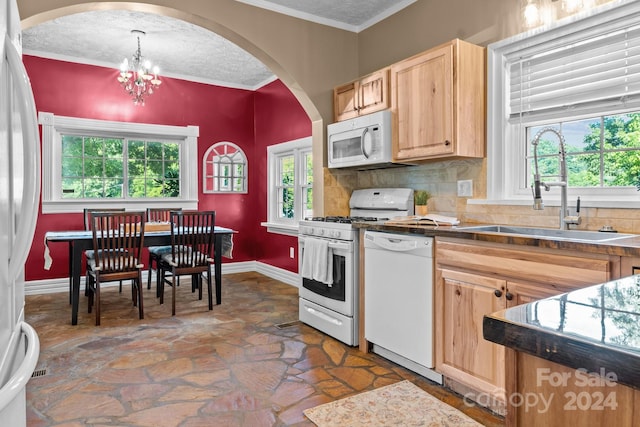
333, 68, 390, 122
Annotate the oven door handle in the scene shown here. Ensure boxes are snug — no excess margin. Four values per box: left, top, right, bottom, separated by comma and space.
299, 236, 351, 252
328, 241, 349, 251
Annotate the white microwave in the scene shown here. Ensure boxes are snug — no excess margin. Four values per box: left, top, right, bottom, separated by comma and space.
327, 110, 392, 169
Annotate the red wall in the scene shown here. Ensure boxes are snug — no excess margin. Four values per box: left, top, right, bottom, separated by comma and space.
23, 56, 310, 281
254, 80, 313, 271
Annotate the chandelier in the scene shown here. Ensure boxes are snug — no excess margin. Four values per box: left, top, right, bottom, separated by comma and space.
117, 30, 161, 105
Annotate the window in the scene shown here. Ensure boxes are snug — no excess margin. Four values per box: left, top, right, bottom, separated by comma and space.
40, 112, 199, 213
527, 115, 640, 190
263, 137, 312, 234
202, 142, 247, 193
487, 0, 640, 207
61, 136, 180, 198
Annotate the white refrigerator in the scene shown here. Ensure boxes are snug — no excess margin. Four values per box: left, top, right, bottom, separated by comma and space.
0, 0, 41, 425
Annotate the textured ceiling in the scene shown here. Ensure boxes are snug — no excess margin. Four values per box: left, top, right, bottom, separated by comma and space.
236, 0, 416, 31
22, 1, 415, 90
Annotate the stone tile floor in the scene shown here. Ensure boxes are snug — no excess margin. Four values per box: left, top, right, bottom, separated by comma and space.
25, 272, 504, 426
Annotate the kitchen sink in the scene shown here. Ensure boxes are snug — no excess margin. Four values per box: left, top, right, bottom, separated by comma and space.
457, 225, 637, 242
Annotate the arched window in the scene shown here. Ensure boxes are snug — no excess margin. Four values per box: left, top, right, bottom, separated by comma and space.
203, 142, 248, 193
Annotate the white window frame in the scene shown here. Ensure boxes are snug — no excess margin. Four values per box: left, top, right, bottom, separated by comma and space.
485, 0, 640, 209
39, 112, 199, 213
202, 141, 248, 194
262, 136, 312, 236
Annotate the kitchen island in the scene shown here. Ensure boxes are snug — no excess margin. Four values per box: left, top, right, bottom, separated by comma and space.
483, 275, 640, 426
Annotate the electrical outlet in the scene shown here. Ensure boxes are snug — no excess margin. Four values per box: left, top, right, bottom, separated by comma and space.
457, 180, 473, 197
289, 247, 295, 258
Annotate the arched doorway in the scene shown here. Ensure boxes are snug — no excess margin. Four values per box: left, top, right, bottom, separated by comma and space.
20, 0, 327, 214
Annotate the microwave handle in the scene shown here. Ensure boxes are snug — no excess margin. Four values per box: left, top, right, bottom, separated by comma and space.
361, 127, 371, 158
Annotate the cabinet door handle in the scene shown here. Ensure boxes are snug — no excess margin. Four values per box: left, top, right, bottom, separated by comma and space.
494, 289, 503, 298
505, 292, 514, 301
444, 140, 451, 146
455, 289, 461, 296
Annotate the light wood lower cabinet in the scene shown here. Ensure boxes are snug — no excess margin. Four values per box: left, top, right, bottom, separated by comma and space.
621, 255, 640, 276
435, 237, 619, 414
440, 269, 506, 401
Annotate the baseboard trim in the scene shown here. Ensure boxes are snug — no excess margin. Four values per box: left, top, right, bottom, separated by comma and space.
25, 261, 299, 295
255, 262, 299, 288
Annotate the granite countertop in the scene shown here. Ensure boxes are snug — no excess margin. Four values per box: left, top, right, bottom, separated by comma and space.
352, 221, 640, 257
483, 275, 640, 390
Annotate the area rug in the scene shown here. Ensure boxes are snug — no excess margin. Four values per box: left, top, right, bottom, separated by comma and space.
303, 380, 483, 427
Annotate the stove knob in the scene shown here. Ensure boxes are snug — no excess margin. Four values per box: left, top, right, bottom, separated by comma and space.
331, 230, 341, 238
318, 229, 325, 236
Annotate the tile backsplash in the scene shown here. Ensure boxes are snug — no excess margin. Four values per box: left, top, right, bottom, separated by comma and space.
324, 158, 640, 234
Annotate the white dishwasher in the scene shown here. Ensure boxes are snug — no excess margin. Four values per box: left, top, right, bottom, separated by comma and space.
364, 231, 442, 384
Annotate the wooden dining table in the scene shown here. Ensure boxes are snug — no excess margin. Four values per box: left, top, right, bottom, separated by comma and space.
44, 226, 236, 325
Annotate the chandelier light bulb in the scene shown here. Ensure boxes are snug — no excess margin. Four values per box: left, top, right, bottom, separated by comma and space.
116, 29, 161, 105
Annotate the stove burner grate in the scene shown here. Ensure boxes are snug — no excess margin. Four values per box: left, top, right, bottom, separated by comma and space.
304, 216, 386, 224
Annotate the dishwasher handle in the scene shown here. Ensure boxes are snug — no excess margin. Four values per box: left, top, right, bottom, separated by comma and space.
365, 232, 424, 252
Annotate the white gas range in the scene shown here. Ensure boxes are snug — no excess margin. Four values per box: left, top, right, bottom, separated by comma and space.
298, 188, 414, 346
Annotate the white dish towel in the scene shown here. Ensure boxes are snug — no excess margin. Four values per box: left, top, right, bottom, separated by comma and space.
301, 237, 333, 285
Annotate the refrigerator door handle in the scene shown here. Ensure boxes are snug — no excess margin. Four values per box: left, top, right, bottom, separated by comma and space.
0, 322, 40, 413
4, 35, 41, 283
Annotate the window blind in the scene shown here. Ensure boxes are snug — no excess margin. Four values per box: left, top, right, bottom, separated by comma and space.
509, 20, 640, 123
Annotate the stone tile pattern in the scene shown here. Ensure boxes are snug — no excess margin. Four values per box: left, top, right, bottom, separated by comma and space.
25, 272, 503, 427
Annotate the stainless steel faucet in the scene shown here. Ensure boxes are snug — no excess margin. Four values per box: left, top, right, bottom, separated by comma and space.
531, 127, 581, 230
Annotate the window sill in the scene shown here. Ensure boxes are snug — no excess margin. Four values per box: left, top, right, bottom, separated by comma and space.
468, 198, 640, 209
260, 221, 298, 237
42, 199, 198, 214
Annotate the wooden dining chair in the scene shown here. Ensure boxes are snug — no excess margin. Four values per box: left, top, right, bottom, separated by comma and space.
82, 208, 127, 294
86, 211, 146, 326
157, 210, 216, 315
84, 208, 126, 231
146, 207, 182, 295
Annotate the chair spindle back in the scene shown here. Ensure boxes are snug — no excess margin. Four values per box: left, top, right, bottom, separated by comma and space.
169, 211, 216, 268
91, 211, 146, 273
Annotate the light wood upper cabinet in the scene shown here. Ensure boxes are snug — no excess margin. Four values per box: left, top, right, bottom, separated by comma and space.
391, 39, 485, 162
334, 82, 359, 121
333, 68, 389, 122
